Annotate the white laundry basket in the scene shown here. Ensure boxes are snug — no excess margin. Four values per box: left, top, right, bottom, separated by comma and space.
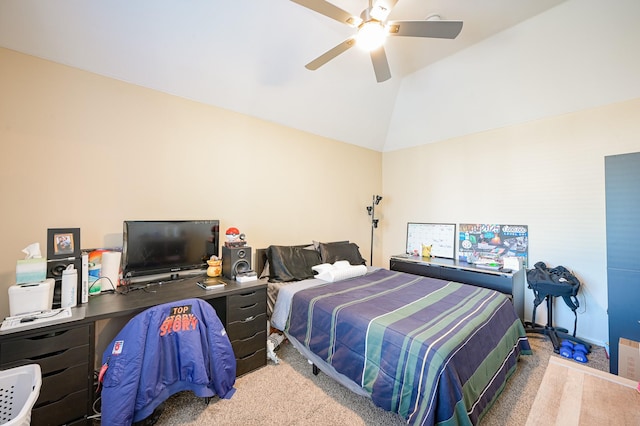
0, 364, 42, 426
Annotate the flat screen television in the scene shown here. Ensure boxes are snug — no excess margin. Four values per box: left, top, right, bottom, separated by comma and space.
122, 220, 219, 283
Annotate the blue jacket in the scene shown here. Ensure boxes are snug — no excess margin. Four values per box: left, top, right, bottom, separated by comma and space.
100, 298, 236, 425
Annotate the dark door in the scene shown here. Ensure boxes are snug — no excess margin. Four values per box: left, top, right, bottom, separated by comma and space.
605, 151, 640, 374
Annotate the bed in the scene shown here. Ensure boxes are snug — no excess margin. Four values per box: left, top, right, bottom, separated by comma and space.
256, 243, 531, 426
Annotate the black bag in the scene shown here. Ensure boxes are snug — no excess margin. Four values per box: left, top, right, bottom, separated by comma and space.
526, 261, 581, 335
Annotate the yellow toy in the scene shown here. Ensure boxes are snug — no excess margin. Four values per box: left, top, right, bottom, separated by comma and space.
206, 256, 222, 277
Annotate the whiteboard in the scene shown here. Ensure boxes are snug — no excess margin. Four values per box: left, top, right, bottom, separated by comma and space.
405, 223, 456, 259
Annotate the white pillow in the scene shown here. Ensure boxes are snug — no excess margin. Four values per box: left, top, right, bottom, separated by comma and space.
315, 264, 367, 282
312, 263, 333, 274
333, 260, 350, 269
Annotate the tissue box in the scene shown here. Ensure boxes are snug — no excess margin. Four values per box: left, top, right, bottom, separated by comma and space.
16, 258, 47, 284
618, 337, 640, 381
8, 279, 54, 316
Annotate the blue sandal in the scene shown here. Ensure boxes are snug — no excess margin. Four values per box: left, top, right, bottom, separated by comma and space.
572, 343, 589, 363
559, 340, 574, 358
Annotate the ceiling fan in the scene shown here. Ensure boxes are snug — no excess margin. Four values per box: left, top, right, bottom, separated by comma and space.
291, 0, 463, 82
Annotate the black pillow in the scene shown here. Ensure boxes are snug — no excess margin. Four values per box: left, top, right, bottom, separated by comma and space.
266, 245, 322, 282
319, 242, 366, 265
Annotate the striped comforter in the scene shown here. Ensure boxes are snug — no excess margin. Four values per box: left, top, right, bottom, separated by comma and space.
286, 269, 531, 426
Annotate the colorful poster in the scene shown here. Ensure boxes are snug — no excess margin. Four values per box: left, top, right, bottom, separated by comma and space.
458, 224, 529, 267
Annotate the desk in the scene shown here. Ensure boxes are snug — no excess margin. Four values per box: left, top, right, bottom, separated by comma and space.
390, 255, 525, 320
0, 275, 267, 425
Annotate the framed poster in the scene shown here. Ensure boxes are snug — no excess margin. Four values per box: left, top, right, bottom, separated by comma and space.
458, 224, 528, 267
406, 223, 456, 259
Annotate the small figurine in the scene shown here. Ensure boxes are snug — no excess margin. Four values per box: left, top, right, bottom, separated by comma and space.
225, 227, 241, 242
206, 255, 222, 277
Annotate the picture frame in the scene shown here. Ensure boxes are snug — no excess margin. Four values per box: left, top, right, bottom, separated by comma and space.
405, 223, 456, 259
47, 228, 81, 259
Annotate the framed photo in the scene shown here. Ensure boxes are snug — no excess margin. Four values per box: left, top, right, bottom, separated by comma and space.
47, 228, 81, 259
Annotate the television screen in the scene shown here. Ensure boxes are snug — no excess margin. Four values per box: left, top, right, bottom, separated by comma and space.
122, 220, 219, 282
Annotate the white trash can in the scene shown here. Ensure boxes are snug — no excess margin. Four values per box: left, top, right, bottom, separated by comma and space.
0, 364, 42, 426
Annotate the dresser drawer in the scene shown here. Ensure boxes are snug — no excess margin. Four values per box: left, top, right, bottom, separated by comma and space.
236, 347, 266, 377
0, 323, 93, 426
227, 312, 266, 341
38, 362, 89, 405
231, 330, 266, 359
0, 324, 91, 364
0, 344, 89, 375
32, 388, 88, 426
227, 289, 266, 322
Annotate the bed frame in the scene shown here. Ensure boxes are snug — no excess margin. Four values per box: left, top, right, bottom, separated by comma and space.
258, 241, 530, 425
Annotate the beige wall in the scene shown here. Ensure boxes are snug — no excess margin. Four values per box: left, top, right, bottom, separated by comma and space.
382, 98, 640, 346
0, 48, 382, 319
4, 45, 640, 348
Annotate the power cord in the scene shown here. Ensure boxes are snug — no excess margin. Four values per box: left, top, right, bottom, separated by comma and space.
88, 276, 117, 294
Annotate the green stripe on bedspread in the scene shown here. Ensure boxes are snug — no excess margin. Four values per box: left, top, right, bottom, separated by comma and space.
432, 319, 530, 426
302, 272, 423, 358
461, 319, 529, 410
362, 284, 507, 418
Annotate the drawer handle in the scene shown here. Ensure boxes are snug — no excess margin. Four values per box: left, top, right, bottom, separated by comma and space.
43, 367, 67, 378
241, 316, 255, 323
239, 331, 262, 343
30, 348, 69, 361
238, 351, 258, 361
240, 303, 258, 310
238, 291, 257, 298
27, 330, 69, 341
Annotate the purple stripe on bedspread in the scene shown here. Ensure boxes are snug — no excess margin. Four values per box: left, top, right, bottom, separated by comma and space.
286, 269, 530, 426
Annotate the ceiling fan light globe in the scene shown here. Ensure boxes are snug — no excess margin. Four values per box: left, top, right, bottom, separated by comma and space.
356, 21, 386, 51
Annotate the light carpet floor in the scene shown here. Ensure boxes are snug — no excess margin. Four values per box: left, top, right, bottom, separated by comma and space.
150, 334, 609, 425
525, 356, 640, 425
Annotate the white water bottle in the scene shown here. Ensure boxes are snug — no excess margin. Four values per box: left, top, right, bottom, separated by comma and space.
61, 264, 78, 308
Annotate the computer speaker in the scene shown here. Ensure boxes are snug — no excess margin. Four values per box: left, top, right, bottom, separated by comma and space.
222, 246, 252, 279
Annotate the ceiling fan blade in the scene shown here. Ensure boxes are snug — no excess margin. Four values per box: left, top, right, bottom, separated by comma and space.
291, 0, 360, 26
387, 20, 463, 39
305, 37, 356, 70
370, 46, 391, 83
371, 0, 399, 21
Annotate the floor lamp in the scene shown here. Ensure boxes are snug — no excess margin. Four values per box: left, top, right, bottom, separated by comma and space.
366, 195, 382, 266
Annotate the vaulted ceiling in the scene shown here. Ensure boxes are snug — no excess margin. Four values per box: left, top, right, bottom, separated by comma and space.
0, 0, 568, 151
